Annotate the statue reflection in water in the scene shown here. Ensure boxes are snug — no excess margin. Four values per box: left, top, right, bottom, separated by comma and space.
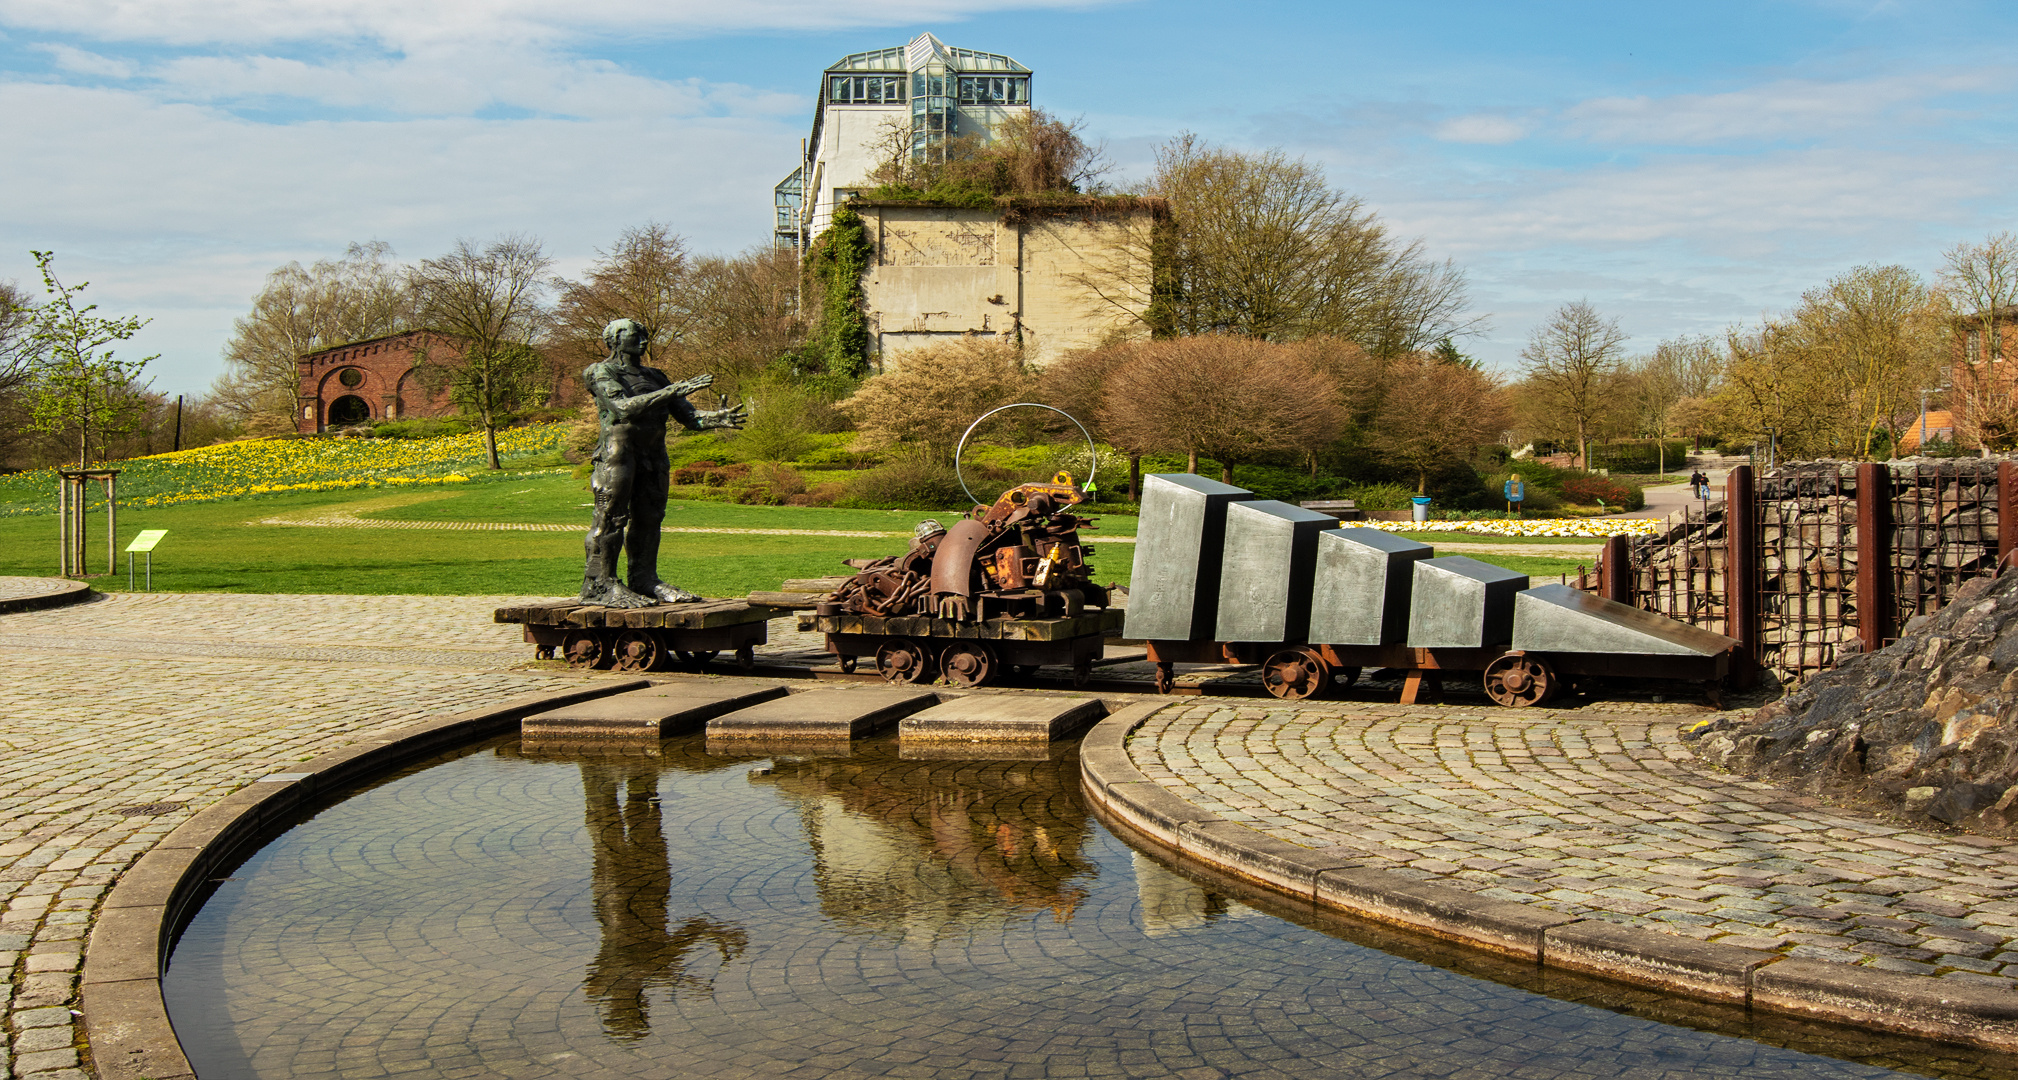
579, 762, 748, 1041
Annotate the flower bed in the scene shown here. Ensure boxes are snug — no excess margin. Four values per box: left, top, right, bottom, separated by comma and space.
1339, 518, 1663, 538
0, 424, 568, 514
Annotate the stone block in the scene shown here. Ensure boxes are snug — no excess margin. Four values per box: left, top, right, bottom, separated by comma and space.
521, 681, 790, 740
1543, 920, 1772, 1004
705, 687, 939, 739
1214, 500, 1339, 643
899, 695, 1106, 742
1316, 868, 1579, 960
1406, 556, 1528, 648
1308, 529, 1434, 645
1511, 583, 1737, 656
1123, 474, 1256, 641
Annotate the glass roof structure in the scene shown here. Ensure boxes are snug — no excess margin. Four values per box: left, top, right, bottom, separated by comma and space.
778, 33, 1032, 249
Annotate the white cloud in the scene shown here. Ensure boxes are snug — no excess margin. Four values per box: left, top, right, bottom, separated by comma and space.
0, 0, 1114, 47
1561, 70, 2013, 145
33, 43, 137, 78
1434, 114, 1529, 145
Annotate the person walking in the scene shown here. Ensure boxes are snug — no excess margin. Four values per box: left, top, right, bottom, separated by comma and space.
1689, 470, 1709, 501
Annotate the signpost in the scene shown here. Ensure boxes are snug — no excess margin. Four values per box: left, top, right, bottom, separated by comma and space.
126, 529, 166, 591
1503, 478, 1525, 516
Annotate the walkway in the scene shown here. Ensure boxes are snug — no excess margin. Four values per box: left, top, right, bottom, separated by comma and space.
1119, 701, 2018, 986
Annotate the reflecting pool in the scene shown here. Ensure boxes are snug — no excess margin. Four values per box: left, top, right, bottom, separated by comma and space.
165, 734, 1995, 1079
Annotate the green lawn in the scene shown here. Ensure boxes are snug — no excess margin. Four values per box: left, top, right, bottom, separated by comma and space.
4, 478, 1600, 597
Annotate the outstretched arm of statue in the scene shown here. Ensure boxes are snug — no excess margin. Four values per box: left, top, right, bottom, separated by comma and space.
586, 369, 682, 421
668, 373, 714, 396
693, 402, 749, 430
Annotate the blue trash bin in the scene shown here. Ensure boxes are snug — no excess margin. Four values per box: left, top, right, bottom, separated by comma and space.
1411, 496, 1432, 522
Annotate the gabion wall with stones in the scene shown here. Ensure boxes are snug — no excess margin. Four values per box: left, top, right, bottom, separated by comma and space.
1628, 459, 2003, 684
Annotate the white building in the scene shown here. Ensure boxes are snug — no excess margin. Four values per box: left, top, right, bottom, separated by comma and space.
775, 33, 1032, 249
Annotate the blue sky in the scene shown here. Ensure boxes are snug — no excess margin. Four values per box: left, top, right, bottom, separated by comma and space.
4, 0, 2016, 396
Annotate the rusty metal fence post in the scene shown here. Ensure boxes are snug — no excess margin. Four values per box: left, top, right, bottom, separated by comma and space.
2001, 461, 2018, 572
1725, 464, 1758, 687
1600, 534, 1632, 604
1856, 462, 1894, 654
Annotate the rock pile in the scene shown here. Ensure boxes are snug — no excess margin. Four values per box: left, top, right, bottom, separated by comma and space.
1692, 570, 2018, 835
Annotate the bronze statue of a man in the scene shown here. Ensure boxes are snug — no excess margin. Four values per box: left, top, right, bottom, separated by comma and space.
581, 318, 746, 608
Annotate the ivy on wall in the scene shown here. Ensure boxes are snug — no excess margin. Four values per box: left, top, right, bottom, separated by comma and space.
803, 205, 873, 384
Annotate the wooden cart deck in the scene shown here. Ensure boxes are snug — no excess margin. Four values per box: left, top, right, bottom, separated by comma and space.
798, 607, 1125, 687
495, 598, 776, 671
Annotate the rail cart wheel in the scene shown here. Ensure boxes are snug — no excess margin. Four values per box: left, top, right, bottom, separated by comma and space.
736, 645, 755, 671
1262, 647, 1331, 701
940, 642, 997, 688
562, 629, 607, 670
875, 639, 934, 685
1153, 662, 1175, 695
611, 630, 664, 672
1483, 653, 1557, 707
674, 649, 719, 668
838, 655, 858, 674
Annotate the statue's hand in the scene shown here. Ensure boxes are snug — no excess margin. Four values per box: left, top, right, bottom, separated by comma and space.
698, 402, 749, 430
668, 373, 715, 397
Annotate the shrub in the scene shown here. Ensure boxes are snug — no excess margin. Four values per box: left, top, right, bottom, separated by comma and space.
730, 462, 808, 505
1340, 482, 1414, 512
1560, 474, 1644, 511
372, 418, 470, 439
841, 451, 969, 509
842, 337, 1035, 456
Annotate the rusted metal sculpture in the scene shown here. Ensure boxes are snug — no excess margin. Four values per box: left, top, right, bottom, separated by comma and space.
819, 473, 1114, 687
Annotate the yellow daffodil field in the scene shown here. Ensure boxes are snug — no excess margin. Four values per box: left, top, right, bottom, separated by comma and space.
0, 424, 568, 515
1342, 518, 1664, 538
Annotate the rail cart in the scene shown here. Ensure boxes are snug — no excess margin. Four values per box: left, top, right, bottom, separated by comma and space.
495, 599, 774, 672
801, 607, 1125, 688
1143, 639, 1732, 707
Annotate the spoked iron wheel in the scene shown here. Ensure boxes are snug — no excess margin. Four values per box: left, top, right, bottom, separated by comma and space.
1483, 652, 1558, 707
611, 630, 665, 672
940, 641, 997, 688
561, 629, 608, 670
1261, 647, 1331, 701
875, 639, 934, 685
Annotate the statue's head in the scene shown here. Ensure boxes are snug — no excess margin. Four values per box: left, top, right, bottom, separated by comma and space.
602, 318, 648, 356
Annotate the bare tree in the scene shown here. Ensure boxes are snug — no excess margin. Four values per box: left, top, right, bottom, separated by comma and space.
1370, 353, 1509, 493
1801, 264, 1943, 458
865, 108, 1108, 195
1941, 232, 2018, 451
1143, 135, 1480, 351
1098, 336, 1344, 483
1519, 301, 1629, 469
551, 224, 692, 376
211, 241, 415, 434
411, 235, 553, 469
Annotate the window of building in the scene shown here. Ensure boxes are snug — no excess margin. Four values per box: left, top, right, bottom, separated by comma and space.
829, 75, 906, 104
956, 76, 1028, 106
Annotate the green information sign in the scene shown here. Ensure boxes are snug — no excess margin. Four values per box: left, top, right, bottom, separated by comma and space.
125, 529, 167, 553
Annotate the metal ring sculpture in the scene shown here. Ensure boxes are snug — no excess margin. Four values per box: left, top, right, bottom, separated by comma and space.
953, 403, 1099, 509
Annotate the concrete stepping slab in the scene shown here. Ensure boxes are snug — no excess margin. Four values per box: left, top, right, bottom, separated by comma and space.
705, 735, 854, 759
706, 687, 939, 740
899, 694, 1107, 742
521, 681, 789, 740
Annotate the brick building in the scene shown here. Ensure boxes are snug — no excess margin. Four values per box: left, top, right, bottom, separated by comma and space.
295, 331, 461, 434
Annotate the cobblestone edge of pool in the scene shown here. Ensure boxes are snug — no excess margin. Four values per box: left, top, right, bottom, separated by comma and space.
73, 677, 652, 1080
0, 579, 93, 615
1077, 704, 2018, 1056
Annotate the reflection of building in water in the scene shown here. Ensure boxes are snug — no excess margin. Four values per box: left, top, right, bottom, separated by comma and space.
579, 762, 748, 1041
1130, 851, 1265, 937
751, 749, 1094, 942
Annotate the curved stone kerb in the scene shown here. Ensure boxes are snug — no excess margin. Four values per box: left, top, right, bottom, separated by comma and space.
1076, 705, 2018, 1054
0, 577, 93, 614
77, 677, 651, 1080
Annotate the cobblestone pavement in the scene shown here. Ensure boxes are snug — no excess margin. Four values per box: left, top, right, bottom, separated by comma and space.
1126, 703, 2018, 990
0, 580, 72, 605
0, 593, 601, 1079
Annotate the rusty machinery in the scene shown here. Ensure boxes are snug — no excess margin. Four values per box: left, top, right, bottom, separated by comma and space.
822, 472, 1113, 686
